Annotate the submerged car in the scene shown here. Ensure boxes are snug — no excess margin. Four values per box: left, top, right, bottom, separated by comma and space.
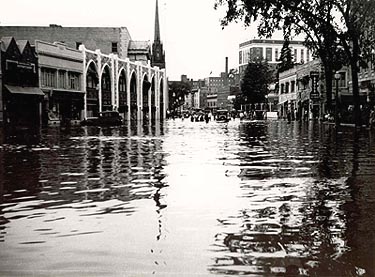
215, 109, 230, 122
81, 111, 123, 126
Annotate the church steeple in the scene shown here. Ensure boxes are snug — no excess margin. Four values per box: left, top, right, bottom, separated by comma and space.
154, 0, 161, 42
151, 0, 165, 69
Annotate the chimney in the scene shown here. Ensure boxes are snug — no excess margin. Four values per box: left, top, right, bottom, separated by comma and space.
224, 57, 229, 86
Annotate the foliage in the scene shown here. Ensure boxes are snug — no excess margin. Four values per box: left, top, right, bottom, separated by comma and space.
168, 81, 191, 110
214, 0, 375, 125
241, 59, 272, 104
278, 38, 294, 73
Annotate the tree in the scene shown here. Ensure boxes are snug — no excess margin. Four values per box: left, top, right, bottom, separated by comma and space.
214, 0, 375, 126
278, 37, 294, 73
241, 59, 272, 105
168, 81, 191, 111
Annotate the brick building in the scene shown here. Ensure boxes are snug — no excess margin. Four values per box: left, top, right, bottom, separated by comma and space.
0, 25, 150, 64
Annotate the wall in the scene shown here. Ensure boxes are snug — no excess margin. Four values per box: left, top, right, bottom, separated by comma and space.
0, 26, 130, 58
36, 40, 83, 72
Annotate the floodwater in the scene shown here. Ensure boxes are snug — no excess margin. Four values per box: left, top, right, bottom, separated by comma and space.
0, 120, 375, 276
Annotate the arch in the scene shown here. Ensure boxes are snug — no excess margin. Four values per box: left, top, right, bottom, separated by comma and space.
118, 68, 128, 117
101, 64, 112, 111
159, 77, 164, 119
142, 73, 151, 121
151, 76, 156, 121
85, 59, 98, 73
86, 61, 99, 117
130, 71, 137, 120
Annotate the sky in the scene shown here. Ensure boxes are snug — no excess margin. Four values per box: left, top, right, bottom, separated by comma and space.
0, 0, 266, 80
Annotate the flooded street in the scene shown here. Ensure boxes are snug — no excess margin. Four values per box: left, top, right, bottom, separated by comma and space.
1, 120, 375, 276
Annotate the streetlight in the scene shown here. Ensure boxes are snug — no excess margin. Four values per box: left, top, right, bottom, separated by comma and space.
334, 71, 341, 127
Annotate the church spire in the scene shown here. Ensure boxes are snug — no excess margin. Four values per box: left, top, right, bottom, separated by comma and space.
154, 0, 161, 42
151, 0, 165, 69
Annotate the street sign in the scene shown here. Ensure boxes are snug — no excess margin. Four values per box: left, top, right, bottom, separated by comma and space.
310, 91, 319, 100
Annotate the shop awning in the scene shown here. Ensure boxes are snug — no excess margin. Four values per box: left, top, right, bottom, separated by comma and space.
5, 85, 45, 96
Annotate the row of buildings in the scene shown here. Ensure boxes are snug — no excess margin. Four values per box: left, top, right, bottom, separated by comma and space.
0, 0, 167, 127
179, 38, 374, 123
278, 59, 373, 122
177, 39, 310, 113
177, 58, 240, 112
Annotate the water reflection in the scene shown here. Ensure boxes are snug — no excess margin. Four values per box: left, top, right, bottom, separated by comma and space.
0, 122, 169, 275
209, 121, 375, 276
1, 120, 375, 276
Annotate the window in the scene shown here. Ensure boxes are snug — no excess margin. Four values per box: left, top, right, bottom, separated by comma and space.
41, 68, 57, 88
280, 84, 285, 94
68, 72, 80, 90
112, 42, 118, 53
291, 81, 295, 92
275, 48, 279, 61
300, 49, 304, 63
307, 49, 310, 62
266, 48, 272, 61
87, 74, 97, 89
294, 49, 298, 62
59, 70, 66, 88
76, 42, 82, 50
239, 51, 243, 64
251, 47, 263, 60
119, 77, 126, 92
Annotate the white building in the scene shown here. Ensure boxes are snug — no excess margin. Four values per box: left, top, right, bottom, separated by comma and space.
238, 39, 311, 74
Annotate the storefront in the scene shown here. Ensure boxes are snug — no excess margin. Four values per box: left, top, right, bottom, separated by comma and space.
0, 37, 42, 127
3, 85, 44, 126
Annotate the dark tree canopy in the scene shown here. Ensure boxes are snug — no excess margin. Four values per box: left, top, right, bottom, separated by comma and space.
278, 39, 294, 73
215, 0, 375, 125
168, 81, 191, 110
241, 59, 272, 104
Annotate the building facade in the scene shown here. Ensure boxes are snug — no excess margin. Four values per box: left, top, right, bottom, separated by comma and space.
278, 67, 298, 119
239, 39, 312, 108
239, 39, 312, 74
278, 59, 352, 121
0, 25, 150, 64
35, 40, 84, 125
81, 46, 167, 122
0, 37, 44, 126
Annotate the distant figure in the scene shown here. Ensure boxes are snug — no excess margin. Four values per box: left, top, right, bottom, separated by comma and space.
287, 110, 292, 123
304, 110, 308, 121
205, 113, 209, 123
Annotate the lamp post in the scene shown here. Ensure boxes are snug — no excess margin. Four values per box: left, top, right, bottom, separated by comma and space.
334, 71, 341, 127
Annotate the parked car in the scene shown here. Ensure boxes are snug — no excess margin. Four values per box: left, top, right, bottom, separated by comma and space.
81, 111, 123, 126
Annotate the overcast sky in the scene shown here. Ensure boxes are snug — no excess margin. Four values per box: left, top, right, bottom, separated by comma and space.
0, 0, 266, 80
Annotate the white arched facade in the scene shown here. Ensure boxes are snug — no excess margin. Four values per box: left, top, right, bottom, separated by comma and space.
80, 45, 167, 121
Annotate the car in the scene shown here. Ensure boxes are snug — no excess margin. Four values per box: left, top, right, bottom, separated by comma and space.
81, 111, 123, 126
215, 109, 230, 122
